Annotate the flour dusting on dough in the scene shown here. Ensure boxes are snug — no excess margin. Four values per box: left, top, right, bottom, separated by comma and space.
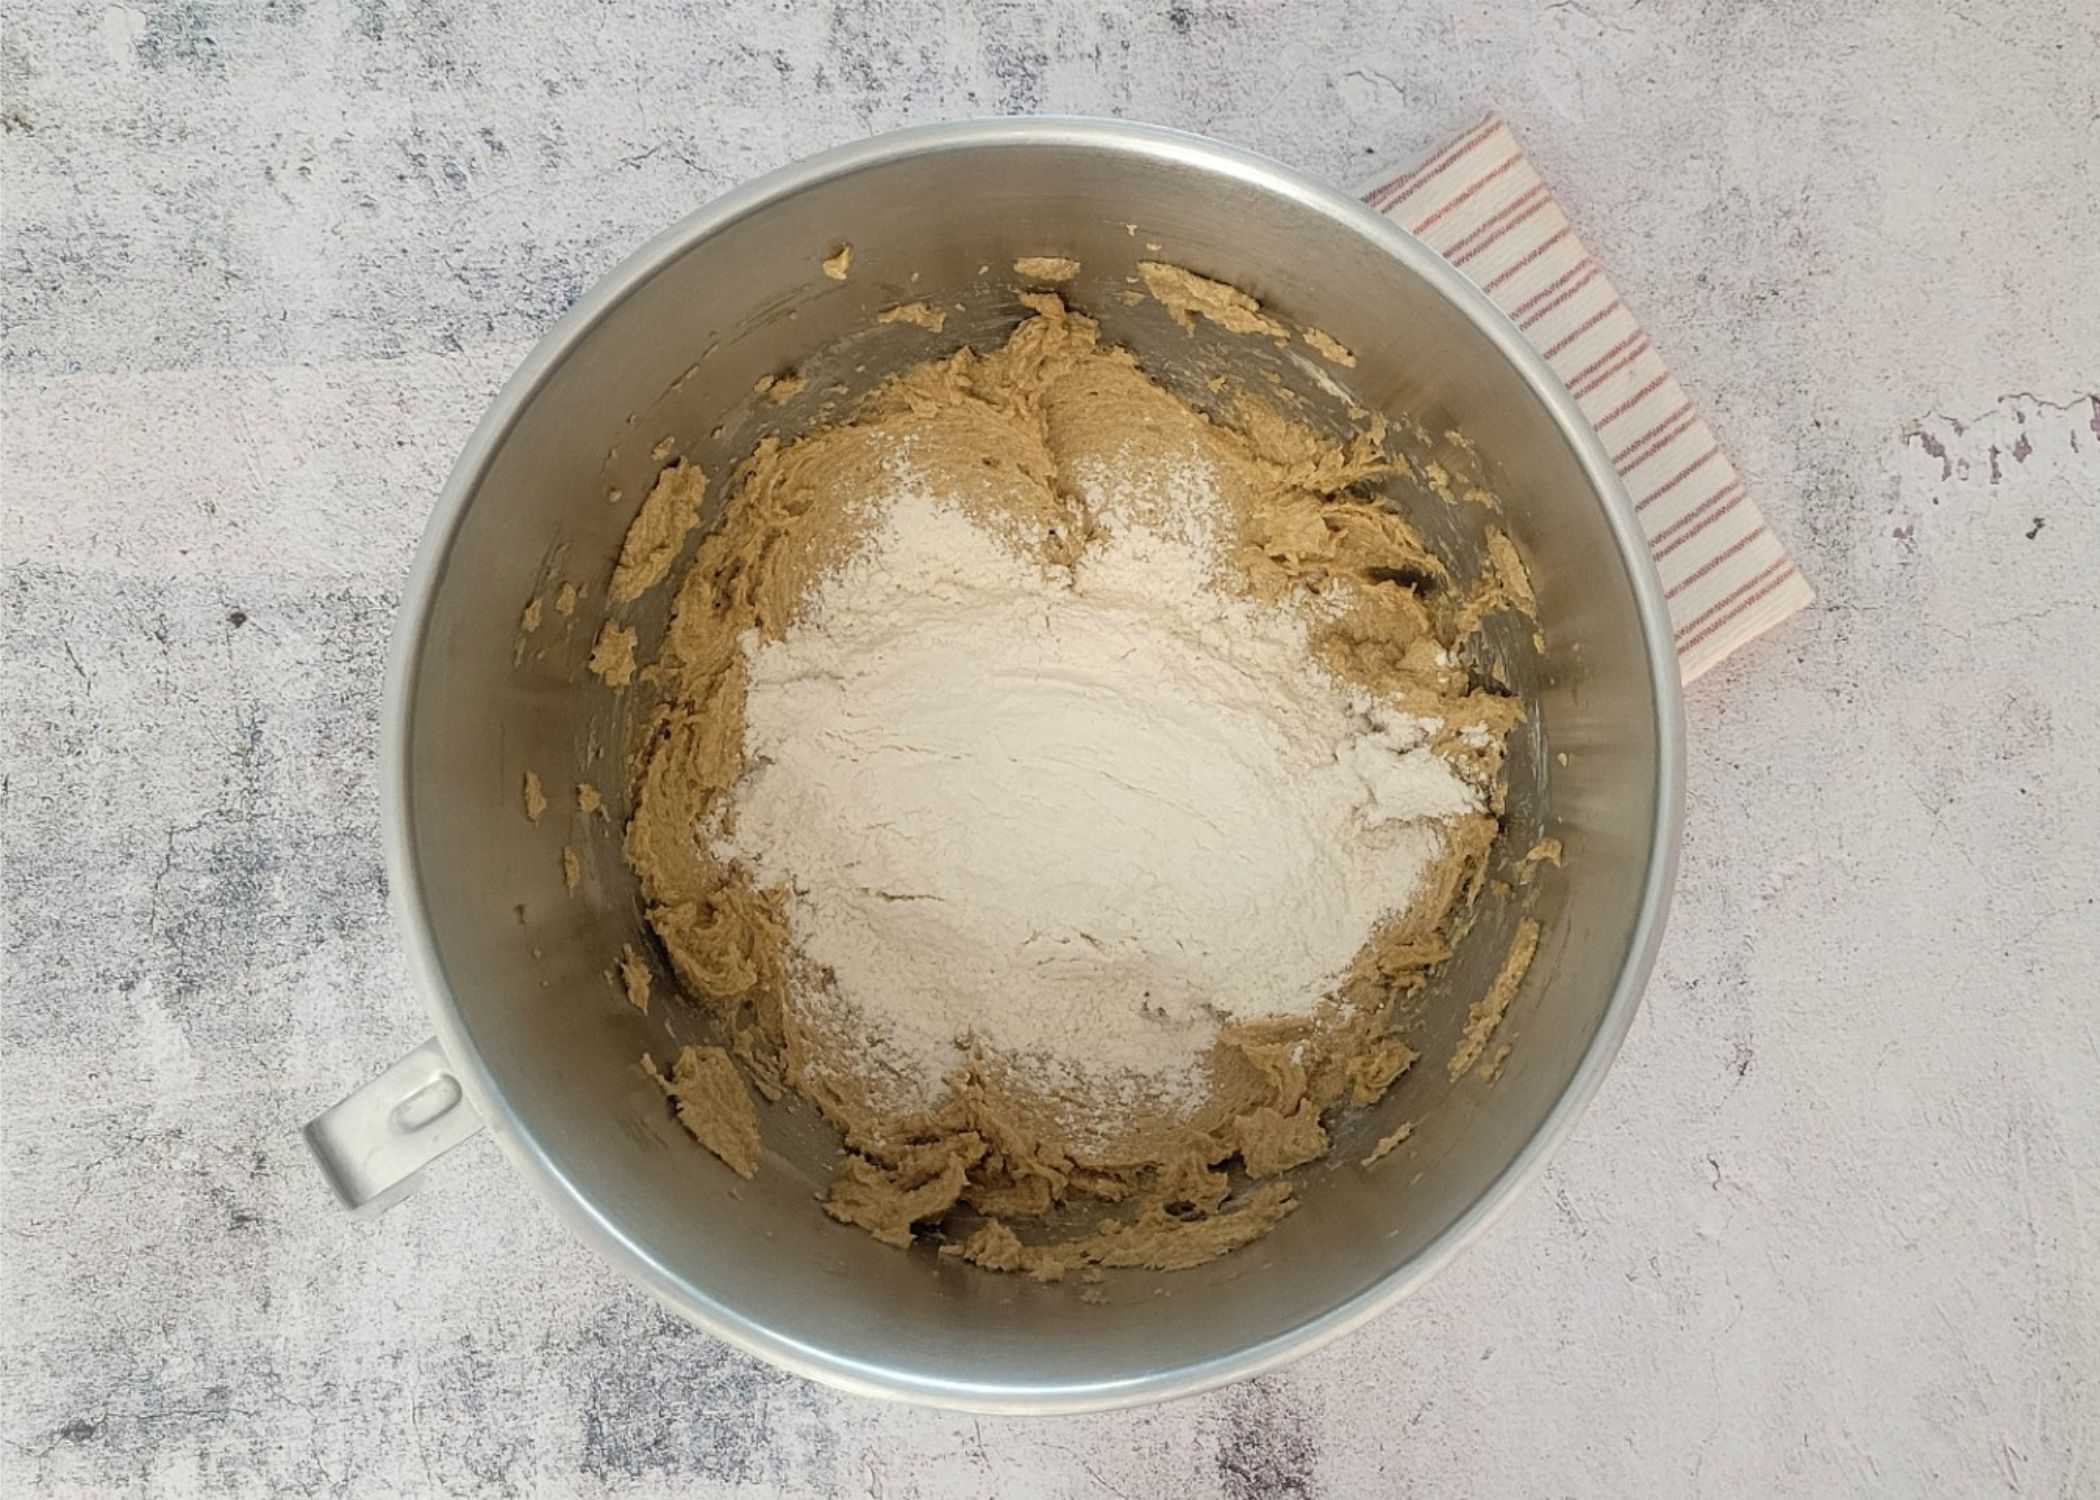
713, 481, 1477, 1116
620, 291, 1534, 1272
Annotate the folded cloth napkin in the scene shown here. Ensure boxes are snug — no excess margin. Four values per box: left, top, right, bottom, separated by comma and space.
1362, 115, 1812, 681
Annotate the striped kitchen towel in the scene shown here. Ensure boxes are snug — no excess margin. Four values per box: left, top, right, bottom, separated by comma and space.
1363, 115, 1812, 682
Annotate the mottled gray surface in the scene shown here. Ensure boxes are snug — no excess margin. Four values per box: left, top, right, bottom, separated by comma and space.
5, 1, 2097, 1495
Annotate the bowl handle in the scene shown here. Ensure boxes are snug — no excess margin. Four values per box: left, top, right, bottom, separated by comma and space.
302, 1037, 485, 1216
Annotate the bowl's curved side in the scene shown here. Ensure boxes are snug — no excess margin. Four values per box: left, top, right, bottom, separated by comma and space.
381, 117, 1684, 1413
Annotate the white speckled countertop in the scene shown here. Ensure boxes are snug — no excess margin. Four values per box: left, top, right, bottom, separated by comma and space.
4, 3, 2095, 1495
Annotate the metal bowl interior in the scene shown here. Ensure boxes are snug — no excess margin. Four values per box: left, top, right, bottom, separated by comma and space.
386, 119, 1682, 1413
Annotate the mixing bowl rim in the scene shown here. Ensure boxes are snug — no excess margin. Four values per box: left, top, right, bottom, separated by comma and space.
380, 115, 1686, 1414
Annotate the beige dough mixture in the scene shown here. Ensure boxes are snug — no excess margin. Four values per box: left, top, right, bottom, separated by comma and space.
615, 282, 1532, 1278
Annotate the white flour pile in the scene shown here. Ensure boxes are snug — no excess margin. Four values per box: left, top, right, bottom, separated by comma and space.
711, 450, 1482, 1115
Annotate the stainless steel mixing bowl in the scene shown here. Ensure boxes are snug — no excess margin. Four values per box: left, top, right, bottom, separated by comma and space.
305, 118, 1683, 1413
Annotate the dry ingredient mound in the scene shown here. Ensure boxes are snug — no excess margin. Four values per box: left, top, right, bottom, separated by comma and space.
623, 290, 1525, 1277
716, 460, 1477, 1124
